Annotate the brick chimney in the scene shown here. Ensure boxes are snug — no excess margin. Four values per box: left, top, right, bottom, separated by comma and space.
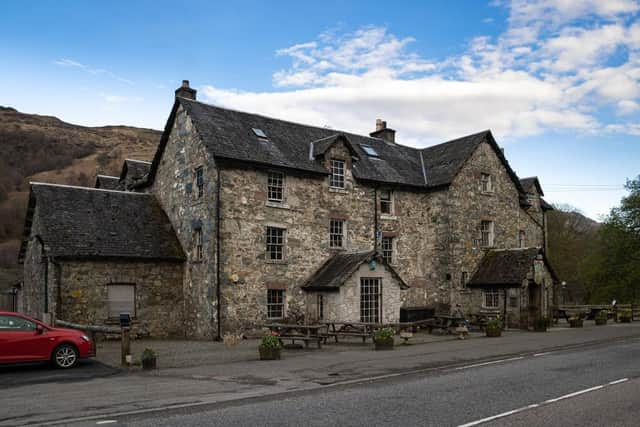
175, 80, 197, 100
369, 119, 396, 144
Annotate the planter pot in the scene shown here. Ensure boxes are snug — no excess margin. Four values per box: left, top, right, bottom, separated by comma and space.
141, 357, 156, 370
485, 328, 502, 337
569, 319, 583, 328
595, 318, 607, 326
259, 346, 281, 360
374, 337, 394, 350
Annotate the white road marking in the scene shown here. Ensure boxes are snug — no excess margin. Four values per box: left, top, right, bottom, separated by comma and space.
96, 421, 117, 425
456, 377, 630, 427
533, 352, 552, 357
453, 356, 524, 370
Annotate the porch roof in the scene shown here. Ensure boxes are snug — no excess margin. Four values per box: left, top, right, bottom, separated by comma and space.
468, 248, 543, 288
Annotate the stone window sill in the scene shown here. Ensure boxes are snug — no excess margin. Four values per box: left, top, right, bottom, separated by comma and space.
380, 214, 398, 221
329, 247, 346, 252
480, 191, 495, 196
266, 201, 290, 209
329, 187, 348, 194
265, 260, 288, 265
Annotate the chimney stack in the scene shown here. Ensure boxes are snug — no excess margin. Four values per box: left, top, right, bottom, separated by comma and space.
175, 80, 197, 100
369, 118, 396, 144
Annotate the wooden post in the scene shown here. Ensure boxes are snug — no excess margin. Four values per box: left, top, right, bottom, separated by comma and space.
121, 327, 131, 367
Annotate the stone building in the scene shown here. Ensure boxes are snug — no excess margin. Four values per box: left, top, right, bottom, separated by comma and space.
20, 80, 557, 338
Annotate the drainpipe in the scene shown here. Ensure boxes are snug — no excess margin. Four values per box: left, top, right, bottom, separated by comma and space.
215, 167, 222, 341
373, 187, 378, 253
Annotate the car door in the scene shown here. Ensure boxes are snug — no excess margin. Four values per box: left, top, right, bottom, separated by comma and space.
0, 315, 51, 363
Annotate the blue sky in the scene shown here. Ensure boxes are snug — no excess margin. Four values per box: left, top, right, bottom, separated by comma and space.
1, 0, 639, 220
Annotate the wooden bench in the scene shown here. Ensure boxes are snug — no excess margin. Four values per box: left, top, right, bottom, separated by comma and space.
265, 323, 327, 349
323, 322, 375, 343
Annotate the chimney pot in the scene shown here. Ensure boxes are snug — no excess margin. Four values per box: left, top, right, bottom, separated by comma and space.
175, 79, 197, 100
370, 119, 396, 144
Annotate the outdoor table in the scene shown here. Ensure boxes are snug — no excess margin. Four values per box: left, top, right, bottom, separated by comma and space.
322, 321, 379, 343
265, 323, 327, 349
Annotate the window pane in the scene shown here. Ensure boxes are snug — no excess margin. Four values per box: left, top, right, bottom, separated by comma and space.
267, 172, 284, 202
108, 284, 135, 318
381, 237, 393, 264
330, 220, 344, 248
360, 278, 381, 323
0, 315, 36, 330
267, 289, 285, 319
195, 167, 204, 198
266, 227, 285, 260
330, 159, 345, 188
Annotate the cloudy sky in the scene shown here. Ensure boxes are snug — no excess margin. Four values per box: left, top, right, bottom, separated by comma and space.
2, 0, 639, 220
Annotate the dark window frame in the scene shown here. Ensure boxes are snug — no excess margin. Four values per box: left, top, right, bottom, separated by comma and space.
267, 289, 285, 319
329, 219, 345, 249
195, 166, 204, 199
266, 226, 286, 261
380, 190, 393, 215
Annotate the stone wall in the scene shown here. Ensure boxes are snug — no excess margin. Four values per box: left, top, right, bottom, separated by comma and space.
152, 104, 218, 339
22, 205, 49, 321
57, 260, 184, 337
218, 140, 377, 332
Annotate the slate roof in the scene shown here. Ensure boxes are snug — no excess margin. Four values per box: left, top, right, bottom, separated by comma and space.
120, 159, 151, 189
94, 175, 120, 190
520, 177, 544, 196
540, 198, 554, 211
18, 183, 185, 262
302, 250, 409, 291
146, 97, 526, 193
468, 248, 556, 288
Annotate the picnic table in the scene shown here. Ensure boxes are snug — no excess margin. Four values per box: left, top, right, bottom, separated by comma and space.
265, 323, 327, 349
423, 315, 465, 334
322, 321, 377, 343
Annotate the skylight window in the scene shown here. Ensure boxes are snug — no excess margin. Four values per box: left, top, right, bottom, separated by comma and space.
252, 128, 268, 139
360, 144, 379, 157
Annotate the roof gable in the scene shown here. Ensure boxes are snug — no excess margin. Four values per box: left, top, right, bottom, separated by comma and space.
520, 176, 545, 196
469, 247, 558, 287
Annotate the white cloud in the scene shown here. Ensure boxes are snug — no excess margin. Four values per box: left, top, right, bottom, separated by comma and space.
200, 1, 640, 146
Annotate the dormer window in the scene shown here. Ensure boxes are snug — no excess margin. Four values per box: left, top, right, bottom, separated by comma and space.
330, 159, 345, 189
481, 173, 493, 193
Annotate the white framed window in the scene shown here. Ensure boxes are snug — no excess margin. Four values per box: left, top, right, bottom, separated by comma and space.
329, 219, 345, 248
480, 173, 493, 193
194, 166, 204, 199
518, 230, 526, 248
330, 159, 345, 189
267, 289, 285, 319
360, 278, 382, 323
380, 190, 393, 215
107, 284, 136, 318
267, 171, 284, 202
483, 289, 500, 309
266, 227, 285, 261
480, 220, 494, 248
194, 228, 203, 261
381, 236, 393, 264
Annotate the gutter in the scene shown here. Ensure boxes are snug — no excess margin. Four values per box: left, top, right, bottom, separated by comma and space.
373, 187, 378, 253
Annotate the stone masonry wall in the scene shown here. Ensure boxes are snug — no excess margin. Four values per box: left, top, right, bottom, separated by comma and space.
218, 140, 377, 333
57, 260, 184, 337
22, 205, 48, 320
152, 104, 217, 339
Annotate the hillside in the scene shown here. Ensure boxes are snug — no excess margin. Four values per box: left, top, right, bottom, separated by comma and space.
0, 106, 161, 289
547, 208, 601, 303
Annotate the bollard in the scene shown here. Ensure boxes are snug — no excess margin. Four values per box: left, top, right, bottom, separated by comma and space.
121, 327, 131, 366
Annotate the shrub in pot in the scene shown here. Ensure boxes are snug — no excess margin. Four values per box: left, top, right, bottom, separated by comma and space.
141, 348, 157, 370
485, 319, 502, 337
259, 332, 282, 360
618, 309, 632, 323
569, 316, 583, 328
595, 310, 608, 326
534, 316, 549, 332
374, 327, 395, 350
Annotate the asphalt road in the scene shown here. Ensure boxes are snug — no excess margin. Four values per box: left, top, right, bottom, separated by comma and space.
0, 359, 118, 387
75, 336, 640, 427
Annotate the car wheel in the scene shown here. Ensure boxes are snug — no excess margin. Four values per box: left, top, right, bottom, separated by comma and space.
52, 344, 79, 369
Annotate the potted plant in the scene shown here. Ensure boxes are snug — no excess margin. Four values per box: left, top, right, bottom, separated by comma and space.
618, 308, 632, 323
485, 319, 502, 337
568, 316, 583, 328
258, 332, 282, 360
141, 348, 157, 370
374, 327, 395, 350
595, 310, 608, 326
534, 316, 549, 332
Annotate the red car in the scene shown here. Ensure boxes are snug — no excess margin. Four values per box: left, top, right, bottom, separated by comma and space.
0, 311, 95, 369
